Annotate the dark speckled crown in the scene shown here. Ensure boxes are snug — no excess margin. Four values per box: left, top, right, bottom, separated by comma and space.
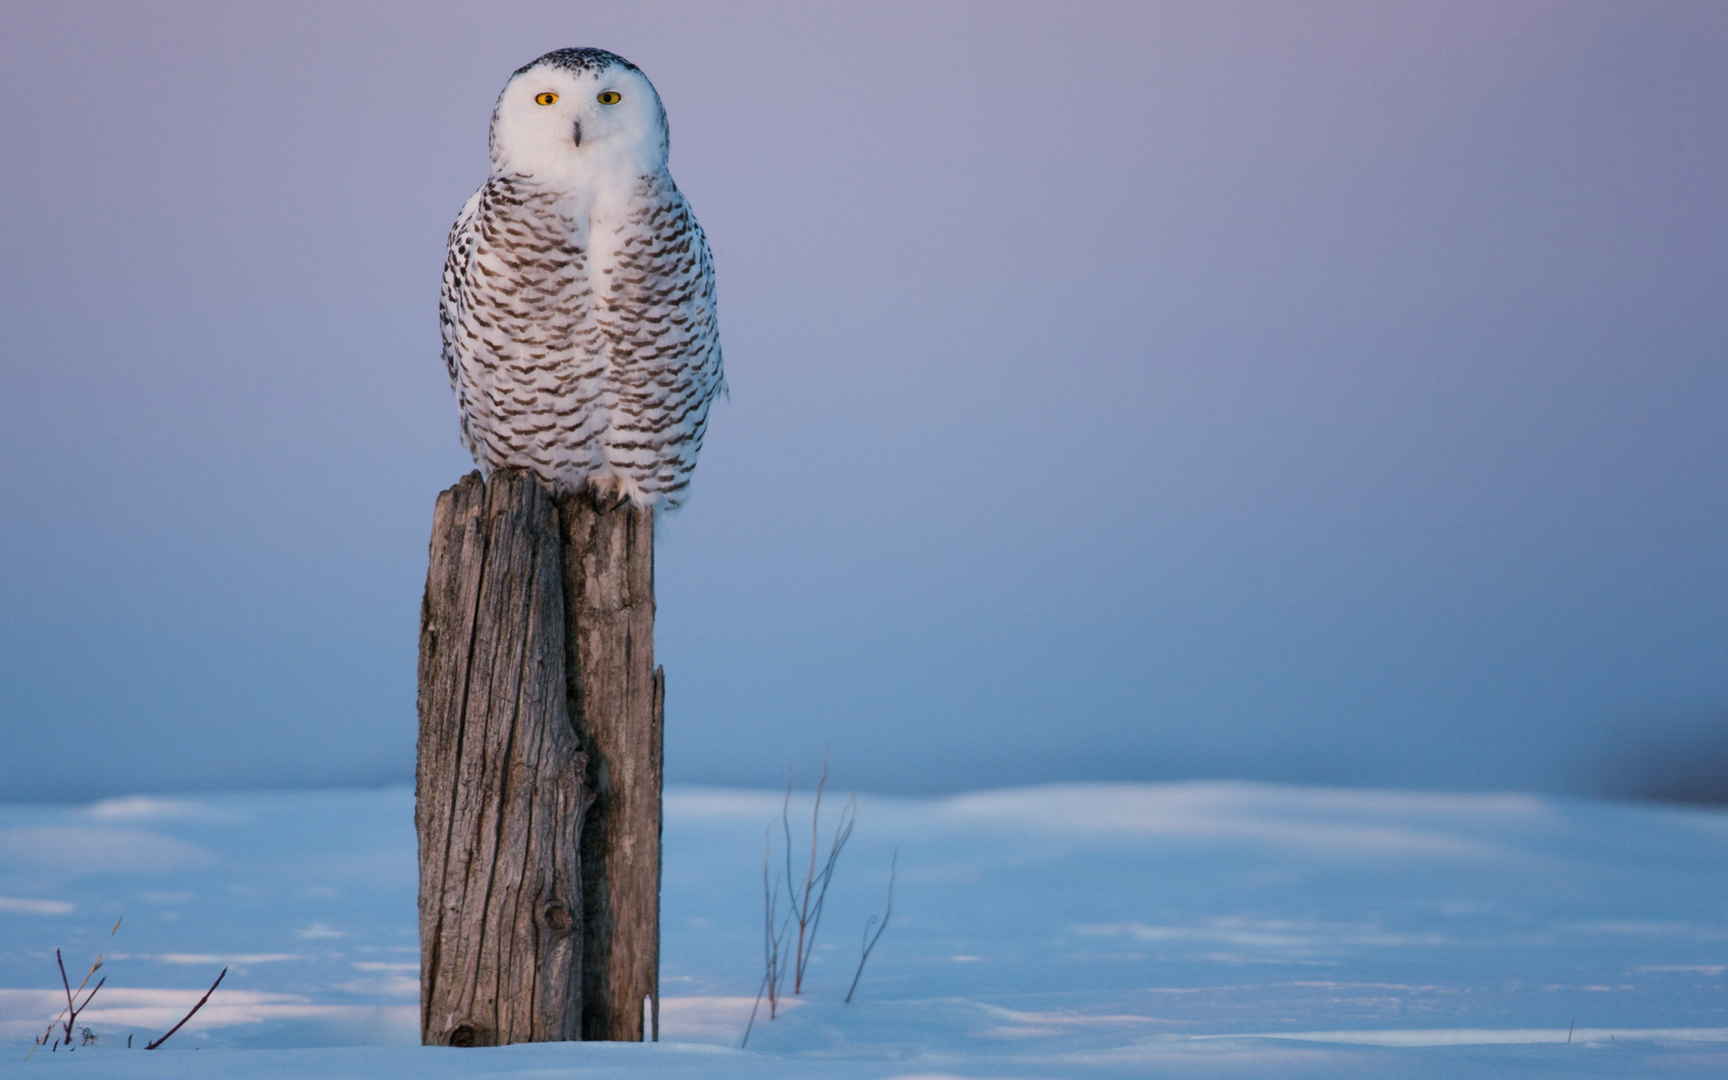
514, 47, 640, 79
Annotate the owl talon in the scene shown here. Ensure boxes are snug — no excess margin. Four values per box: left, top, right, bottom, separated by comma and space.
585, 476, 632, 512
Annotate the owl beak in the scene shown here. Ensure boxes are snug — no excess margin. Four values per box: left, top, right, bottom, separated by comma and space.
572, 119, 583, 148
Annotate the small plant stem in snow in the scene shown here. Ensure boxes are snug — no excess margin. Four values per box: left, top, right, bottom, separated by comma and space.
56, 949, 75, 1045
845, 848, 897, 1004
745, 828, 792, 1047
781, 762, 856, 995
53, 949, 105, 1049
145, 967, 227, 1050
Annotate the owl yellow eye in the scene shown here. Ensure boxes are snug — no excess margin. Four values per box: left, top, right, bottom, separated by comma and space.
533, 91, 559, 106
596, 91, 622, 105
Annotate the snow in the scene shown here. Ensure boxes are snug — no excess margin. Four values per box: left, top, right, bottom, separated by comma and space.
3, 782, 1726, 1077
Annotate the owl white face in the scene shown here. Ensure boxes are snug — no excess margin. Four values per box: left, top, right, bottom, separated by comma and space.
489, 55, 668, 182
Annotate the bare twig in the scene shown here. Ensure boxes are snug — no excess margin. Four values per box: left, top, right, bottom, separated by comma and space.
52, 950, 105, 1048
845, 848, 897, 1004
145, 967, 227, 1050
56, 949, 76, 1046
767, 873, 789, 1018
33, 916, 122, 1061
804, 795, 855, 986
763, 846, 780, 1023
76, 977, 106, 1013
743, 833, 792, 1047
76, 978, 106, 1020
781, 762, 856, 994
741, 971, 766, 1048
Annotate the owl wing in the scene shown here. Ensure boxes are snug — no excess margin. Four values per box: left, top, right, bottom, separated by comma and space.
438, 186, 486, 392
602, 179, 726, 506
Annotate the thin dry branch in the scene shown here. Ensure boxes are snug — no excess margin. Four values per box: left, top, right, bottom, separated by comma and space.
845, 848, 897, 1004
145, 966, 227, 1050
764, 847, 782, 1021
56, 949, 75, 1045
34, 915, 122, 1060
743, 833, 793, 1048
76, 978, 106, 1012
52, 949, 105, 1048
781, 763, 856, 994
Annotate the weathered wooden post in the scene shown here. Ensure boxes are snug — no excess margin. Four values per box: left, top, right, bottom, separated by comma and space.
416, 469, 662, 1046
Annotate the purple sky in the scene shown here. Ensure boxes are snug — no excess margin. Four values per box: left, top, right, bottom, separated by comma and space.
3, 1, 1725, 801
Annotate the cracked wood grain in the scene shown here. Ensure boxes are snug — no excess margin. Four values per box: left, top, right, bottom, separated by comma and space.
416, 469, 661, 1045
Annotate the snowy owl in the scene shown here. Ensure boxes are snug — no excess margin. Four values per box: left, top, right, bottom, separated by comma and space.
439, 47, 724, 509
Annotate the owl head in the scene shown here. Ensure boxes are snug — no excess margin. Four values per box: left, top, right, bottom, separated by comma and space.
488, 48, 670, 180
